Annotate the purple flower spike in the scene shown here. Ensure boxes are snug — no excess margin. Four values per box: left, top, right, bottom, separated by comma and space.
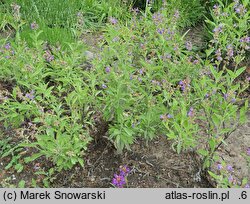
109, 17, 118, 25
173, 10, 180, 19
44, 50, 54, 62
105, 66, 111, 73
245, 184, 250, 188
30, 22, 39, 30
227, 165, 233, 172
25, 90, 35, 100
185, 41, 192, 51
228, 175, 234, 183
157, 28, 165, 35
217, 163, 223, 170
167, 114, 173, 119
102, 84, 107, 89
187, 107, 194, 117
247, 147, 250, 156
139, 69, 144, 75
112, 174, 126, 188
235, 4, 247, 15
119, 165, 130, 176
5, 43, 11, 50
224, 93, 228, 100
227, 45, 234, 58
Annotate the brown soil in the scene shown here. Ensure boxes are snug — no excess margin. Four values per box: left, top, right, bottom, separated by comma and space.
0, 133, 212, 188
53, 136, 213, 188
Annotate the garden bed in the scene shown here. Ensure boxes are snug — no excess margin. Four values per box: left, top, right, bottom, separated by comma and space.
0, 0, 249, 188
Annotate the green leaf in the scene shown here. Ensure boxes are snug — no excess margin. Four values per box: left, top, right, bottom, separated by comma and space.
24, 152, 44, 163
18, 180, 25, 188
235, 67, 246, 79
31, 178, 37, 187
197, 149, 209, 156
177, 142, 182, 154
78, 158, 84, 167
208, 171, 219, 180
208, 139, 216, 152
15, 163, 24, 173
205, 48, 214, 58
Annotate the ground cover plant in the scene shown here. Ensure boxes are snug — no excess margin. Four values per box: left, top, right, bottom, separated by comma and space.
0, 0, 249, 188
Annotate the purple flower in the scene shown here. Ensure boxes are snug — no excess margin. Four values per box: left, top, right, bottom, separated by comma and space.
25, 90, 35, 100
44, 50, 54, 62
173, 10, 180, 19
140, 43, 145, 49
102, 84, 107, 89
167, 114, 173, 119
213, 4, 219, 9
240, 36, 250, 43
235, 4, 247, 15
245, 184, 250, 188
231, 98, 236, 103
217, 163, 223, 170
34, 163, 40, 170
30, 22, 39, 30
119, 165, 130, 176
160, 115, 165, 120
213, 4, 220, 15
215, 49, 222, 61
187, 107, 194, 117
112, 37, 119, 42
109, 17, 118, 25
5, 43, 11, 50
205, 93, 209, 98
179, 80, 190, 92
224, 93, 228, 100
228, 175, 234, 183
105, 66, 111, 73
152, 12, 163, 24
213, 25, 223, 33
227, 45, 234, 58
112, 174, 126, 188
185, 41, 192, 51
193, 59, 199, 64
139, 69, 144, 74
227, 165, 233, 172
173, 45, 179, 51
157, 28, 164, 35
217, 56, 223, 61
247, 147, 250, 156
165, 54, 172, 59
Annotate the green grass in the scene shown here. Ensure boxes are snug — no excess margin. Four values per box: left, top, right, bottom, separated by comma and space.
1, 0, 132, 46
